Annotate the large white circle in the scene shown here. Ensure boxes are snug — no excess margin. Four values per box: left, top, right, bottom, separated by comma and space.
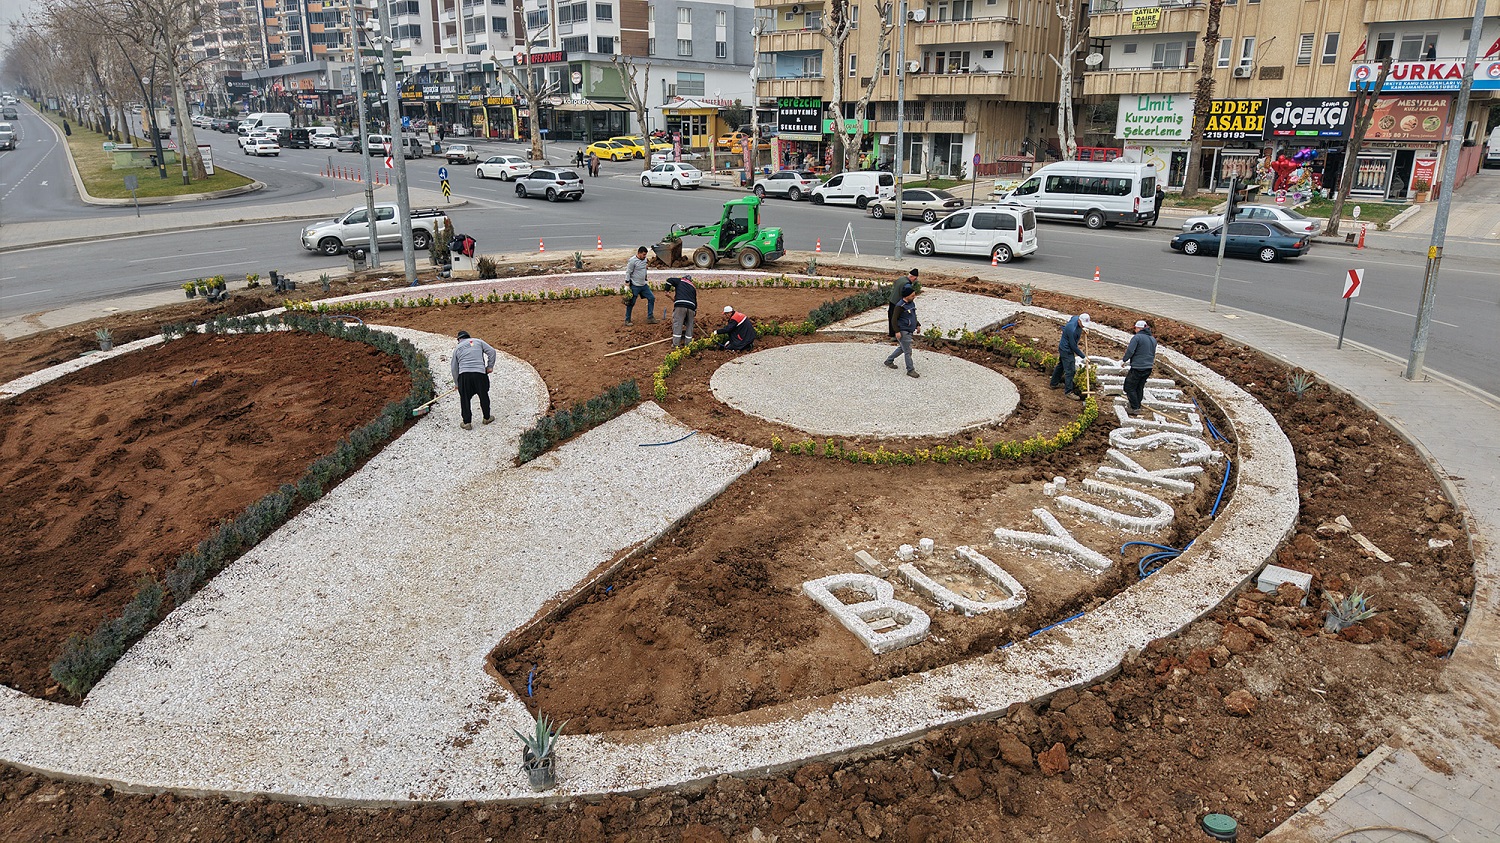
709, 342, 1021, 438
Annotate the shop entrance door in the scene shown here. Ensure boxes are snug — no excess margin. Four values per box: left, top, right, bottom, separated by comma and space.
905, 136, 924, 176
1387, 149, 1415, 200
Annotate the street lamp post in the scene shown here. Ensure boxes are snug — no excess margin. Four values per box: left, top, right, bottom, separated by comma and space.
373, 0, 418, 284
892, 0, 907, 259
349, 0, 381, 267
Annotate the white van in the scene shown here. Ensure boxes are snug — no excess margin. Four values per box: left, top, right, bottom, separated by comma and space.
366, 134, 425, 158
240, 112, 293, 131
1001, 161, 1158, 229
811, 171, 896, 208
903, 204, 1039, 263
1485, 127, 1500, 169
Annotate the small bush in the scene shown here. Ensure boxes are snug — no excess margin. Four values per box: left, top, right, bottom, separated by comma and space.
517, 379, 641, 464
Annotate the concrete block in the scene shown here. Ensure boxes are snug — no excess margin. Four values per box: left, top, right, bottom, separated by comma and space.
853, 550, 888, 578
1257, 564, 1312, 604
1113, 403, 1202, 434
1108, 428, 1223, 465
802, 573, 931, 654
898, 546, 1027, 616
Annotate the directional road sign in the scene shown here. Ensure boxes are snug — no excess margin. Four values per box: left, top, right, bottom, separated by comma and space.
441, 179, 451, 199
438, 166, 449, 180
1343, 268, 1363, 299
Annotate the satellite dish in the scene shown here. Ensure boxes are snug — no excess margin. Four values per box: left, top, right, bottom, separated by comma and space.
1084, 53, 1105, 67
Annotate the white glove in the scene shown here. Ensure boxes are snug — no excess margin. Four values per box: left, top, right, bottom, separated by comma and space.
1076, 356, 1086, 367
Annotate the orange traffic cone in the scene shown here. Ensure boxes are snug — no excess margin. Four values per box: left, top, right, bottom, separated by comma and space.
815, 238, 822, 253
597, 236, 603, 250
1357, 223, 1367, 249
991, 250, 1000, 267
539, 239, 545, 252
1092, 266, 1101, 283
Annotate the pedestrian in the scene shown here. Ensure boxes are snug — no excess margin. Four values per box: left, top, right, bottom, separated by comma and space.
589, 151, 600, 177
888, 268, 918, 338
1120, 320, 1157, 415
623, 246, 656, 324
883, 284, 921, 378
451, 330, 497, 430
62, 120, 71, 136
716, 305, 757, 351
1151, 185, 1165, 227
664, 274, 698, 348
1049, 312, 1090, 400
438, 125, 446, 141
575, 147, 585, 167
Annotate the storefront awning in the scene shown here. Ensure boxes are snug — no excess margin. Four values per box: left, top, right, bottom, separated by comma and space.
554, 101, 632, 112
663, 98, 725, 113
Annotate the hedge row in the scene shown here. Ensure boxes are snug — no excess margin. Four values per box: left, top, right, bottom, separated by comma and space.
49, 315, 433, 697
516, 380, 641, 464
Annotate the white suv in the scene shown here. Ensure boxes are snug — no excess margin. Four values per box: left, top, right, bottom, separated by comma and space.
903, 204, 1039, 263
752, 170, 819, 201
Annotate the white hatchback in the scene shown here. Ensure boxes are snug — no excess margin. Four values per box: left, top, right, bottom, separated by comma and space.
903, 205, 1039, 263
245, 137, 281, 156
475, 154, 533, 181
641, 162, 702, 190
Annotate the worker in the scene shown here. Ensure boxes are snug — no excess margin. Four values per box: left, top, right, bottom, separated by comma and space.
1050, 312, 1090, 401
882, 284, 921, 378
888, 268, 918, 338
664, 274, 698, 348
623, 246, 655, 325
451, 330, 497, 430
716, 305, 756, 351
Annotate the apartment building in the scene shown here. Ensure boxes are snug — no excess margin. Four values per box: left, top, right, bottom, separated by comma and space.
754, 0, 1071, 177
1084, 0, 1498, 198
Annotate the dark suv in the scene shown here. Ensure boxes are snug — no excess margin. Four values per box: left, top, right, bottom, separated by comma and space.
283, 127, 310, 149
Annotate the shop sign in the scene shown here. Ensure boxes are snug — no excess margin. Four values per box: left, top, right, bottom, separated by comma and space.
1130, 7, 1161, 30
777, 96, 823, 136
1350, 60, 1500, 92
823, 118, 871, 134
399, 87, 424, 102
516, 50, 567, 65
1266, 97, 1352, 138
1203, 98, 1267, 140
1411, 156, 1437, 188
1115, 93, 1192, 141
1367, 96, 1451, 142
484, 96, 515, 107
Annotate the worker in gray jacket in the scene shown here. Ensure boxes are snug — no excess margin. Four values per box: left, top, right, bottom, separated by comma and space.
623, 246, 655, 324
451, 330, 497, 430
1120, 320, 1157, 415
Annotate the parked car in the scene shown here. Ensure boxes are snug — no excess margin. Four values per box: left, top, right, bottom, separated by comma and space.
444, 143, 480, 164
714, 132, 749, 152
300, 202, 449, 255
903, 204, 1039, 264
650, 150, 702, 164
190, 115, 212, 128
515, 168, 585, 201
753, 170, 819, 201
475, 154, 532, 180
868, 188, 966, 223
1180, 204, 1323, 237
334, 134, 361, 152
999, 160, 1158, 228
585, 140, 635, 162
245, 137, 281, 156
810, 171, 896, 208
641, 162, 703, 190
1169, 220, 1311, 262
610, 135, 670, 156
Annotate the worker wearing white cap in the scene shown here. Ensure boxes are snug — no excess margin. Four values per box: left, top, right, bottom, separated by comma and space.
716, 305, 756, 351
1120, 320, 1157, 415
1049, 312, 1090, 400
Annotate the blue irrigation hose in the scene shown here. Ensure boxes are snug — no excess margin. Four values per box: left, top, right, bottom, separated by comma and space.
1122, 539, 1193, 579
1210, 458, 1233, 519
527, 666, 535, 697
999, 322, 1018, 330
1194, 398, 1231, 443
640, 431, 697, 447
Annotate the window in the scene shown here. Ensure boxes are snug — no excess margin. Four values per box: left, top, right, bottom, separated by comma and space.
882, 50, 891, 75
715, 10, 726, 27
677, 7, 691, 24
849, 53, 857, 76
850, 5, 859, 27
1374, 32, 1394, 60
758, 53, 773, 78
1398, 31, 1438, 61
1217, 39, 1231, 68
677, 38, 692, 56
717, 40, 727, 58
676, 72, 705, 96
490, 16, 507, 34
1123, 43, 1137, 54
595, 3, 611, 21
597, 36, 614, 54
805, 11, 822, 28
1239, 37, 1255, 67
525, 9, 547, 28
1152, 41, 1183, 68
930, 101, 965, 121
1296, 33, 1314, 65
1321, 32, 1339, 64
561, 35, 587, 52
558, 4, 572, 23
802, 54, 822, 76
648, 37, 655, 55
1044, 175, 1132, 196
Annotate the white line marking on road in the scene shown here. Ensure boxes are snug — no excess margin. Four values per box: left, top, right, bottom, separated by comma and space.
128, 248, 248, 263
1354, 301, 1459, 328
1, 288, 52, 300
155, 260, 257, 276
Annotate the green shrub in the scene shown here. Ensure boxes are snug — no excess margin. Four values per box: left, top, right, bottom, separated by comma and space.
517, 379, 641, 464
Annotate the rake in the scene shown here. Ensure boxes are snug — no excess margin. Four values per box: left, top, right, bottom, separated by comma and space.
411, 386, 458, 417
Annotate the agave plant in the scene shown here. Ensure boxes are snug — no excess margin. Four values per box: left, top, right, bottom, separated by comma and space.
1324, 590, 1376, 632
1287, 371, 1317, 398
514, 713, 566, 765
1020, 282, 1034, 306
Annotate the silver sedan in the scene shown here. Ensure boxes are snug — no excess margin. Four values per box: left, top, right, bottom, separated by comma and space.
868, 188, 966, 223
1181, 204, 1323, 237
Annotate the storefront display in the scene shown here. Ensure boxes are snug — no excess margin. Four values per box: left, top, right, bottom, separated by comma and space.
1214, 150, 1259, 190
1350, 152, 1393, 196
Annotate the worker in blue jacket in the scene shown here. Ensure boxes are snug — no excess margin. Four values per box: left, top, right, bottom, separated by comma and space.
664, 274, 698, 348
1049, 312, 1090, 400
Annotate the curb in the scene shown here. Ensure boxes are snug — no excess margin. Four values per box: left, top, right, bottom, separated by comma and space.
78, 180, 266, 207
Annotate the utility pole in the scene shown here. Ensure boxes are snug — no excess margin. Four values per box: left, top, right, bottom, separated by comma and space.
1405, 0, 1487, 381
891, 0, 907, 259
375, 0, 418, 284
350, 0, 381, 267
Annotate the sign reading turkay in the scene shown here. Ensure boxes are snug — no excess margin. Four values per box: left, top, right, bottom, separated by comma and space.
1203, 98, 1267, 140
776, 96, 823, 136
1115, 93, 1192, 141
1266, 98, 1352, 137
1350, 60, 1500, 92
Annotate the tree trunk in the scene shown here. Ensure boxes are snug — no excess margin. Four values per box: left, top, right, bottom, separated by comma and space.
1054, 0, 1079, 162
1181, 0, 1224, 198
1326, 58, 1393, 238
165, 51, 207, 180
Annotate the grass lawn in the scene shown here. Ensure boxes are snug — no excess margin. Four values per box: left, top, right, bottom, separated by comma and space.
1297, 196, 1407, 228
39, 111, 252, 199
902, 178, 963, 191
1164, 194, 1224, 211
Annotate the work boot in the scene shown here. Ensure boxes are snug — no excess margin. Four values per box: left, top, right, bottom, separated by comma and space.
483, 416, 494, 425
907, 370, 920, 378
461, 422, 473, 430
1065, 392, 1083, 401
624, 319, 632, 325
884, 360, 898, 369
647, 316, 657, 324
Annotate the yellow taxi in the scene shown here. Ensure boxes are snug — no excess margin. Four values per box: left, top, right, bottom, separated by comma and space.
585, 140, 635, 161
715, 132, 750, 152
610, 135, 671, 156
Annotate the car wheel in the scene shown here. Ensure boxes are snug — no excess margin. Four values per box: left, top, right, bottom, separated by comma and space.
546, 188, 558, 202
855, 195, 870, 209
754, 186, 766, 198
737, 247, 763, 269
915, 238, 936, 257
871, 204, 887, 219
500, 171, 512, 181
516, 184, 527, 197
1190, 222, 1209, 232
671, 179, 681, 190
692, 246, 718, 269
476, 168, 485, 179
991, 244, 1013, 264
1085, 211, 1105, 229
788, 187, 802, 201
642, 177, 651, 187
318, 237, 343, 256
922, 209, 937, 223
812, 193, 825, 205
1258, 246, 1278, 263
1182, 239, 1201, 256
412, 230, 431, 250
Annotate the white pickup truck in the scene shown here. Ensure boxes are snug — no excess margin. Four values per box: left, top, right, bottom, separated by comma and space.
300, 203, 450, 255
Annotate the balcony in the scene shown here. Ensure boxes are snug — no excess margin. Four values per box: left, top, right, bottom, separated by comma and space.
1082, 66, 1196, 97
1361, 0, 1477, 23
911, 17, 1016, 47
758, 29, 823, 53
761, 77, 826, 98
905, 70, 1012, 98
1087, 0, 1204, 40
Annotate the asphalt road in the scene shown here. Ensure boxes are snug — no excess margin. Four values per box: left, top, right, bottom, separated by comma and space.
3, 129, 1496, 397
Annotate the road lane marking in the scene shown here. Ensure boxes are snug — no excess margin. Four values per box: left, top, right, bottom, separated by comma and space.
1, 288, 53, 299
154, 260, 258, 276
128, 248, 248, 263
1354, 301, 1459, 328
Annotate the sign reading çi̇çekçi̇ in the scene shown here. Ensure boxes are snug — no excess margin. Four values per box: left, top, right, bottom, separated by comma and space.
776, 96, 823, 136
1266, 97, 1353, 138
1203, 98, 1267, 140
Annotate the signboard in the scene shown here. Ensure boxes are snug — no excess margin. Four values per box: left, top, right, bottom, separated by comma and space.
1266, 97, 1353, 138
1350, 60, 1500, 92
1366, 96, 1450, 142
516, 50, 567, 65
1343, 268, 1363, 299
822, 118, 872, 134
1203, 98, 1267, 140
1115, 93, 1192, 141
483, 96, 515, 106
1411, 156, 1437, 189
438, 166, 449, 180
198, 144, 214, 176
776, 96, 823, 136
1131, 7, 1161, 30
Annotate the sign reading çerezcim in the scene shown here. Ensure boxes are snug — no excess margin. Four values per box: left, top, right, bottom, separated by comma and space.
1350, 60, 1500, 92
1203, 98, 1267, 140
776, 96, 823, 136
1266, 97, 1353, 137
1115, 93, 1193, 141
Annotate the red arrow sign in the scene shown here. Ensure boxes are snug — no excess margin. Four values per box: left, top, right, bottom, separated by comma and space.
1343, 268, 1363, 299
384, 156, 394, 169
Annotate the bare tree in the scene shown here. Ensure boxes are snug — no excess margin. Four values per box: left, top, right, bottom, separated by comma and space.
611, 54, 652, 172
1050, 0, 1087, 162
1326, 57, 1393, 238
818, 1, 894, 173
497, 42, 560, 162
1180, 0, 1224, 198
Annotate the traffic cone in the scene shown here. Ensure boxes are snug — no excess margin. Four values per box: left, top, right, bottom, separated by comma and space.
597, 236, 603, 250
815, 238, 822, 253
991, 250, 1000, 267
1092, 266, 1101, 283
539, 239, 545, 252
1357, 223, 1367, 249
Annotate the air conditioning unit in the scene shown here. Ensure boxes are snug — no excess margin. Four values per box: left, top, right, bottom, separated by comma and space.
1232, 65, 1252, 78
906, 60, 921, 73
907, 8, 927, 21
790, 4, 804, 14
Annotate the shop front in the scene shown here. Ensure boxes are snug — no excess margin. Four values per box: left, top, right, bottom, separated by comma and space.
1202, 98, 1267, 191
774, 96, 826, 172
1265, 97, 1352, 197
1115, 93, 1192, 187
1348, 59, 1500, 195
663, 98, 726, 149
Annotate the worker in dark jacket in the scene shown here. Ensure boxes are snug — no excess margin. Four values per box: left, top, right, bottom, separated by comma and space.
1120, 320, 1157, 414
716, 306, 756, 351
1049, 312, 1090, 400
883, 284, 921, 377
664, 274, 698, 348
888, 268, 918, 337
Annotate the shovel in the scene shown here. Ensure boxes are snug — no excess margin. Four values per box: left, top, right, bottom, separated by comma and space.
411, 387, 458, 417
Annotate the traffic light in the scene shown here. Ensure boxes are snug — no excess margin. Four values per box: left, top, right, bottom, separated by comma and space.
1225, 175, 1251, 222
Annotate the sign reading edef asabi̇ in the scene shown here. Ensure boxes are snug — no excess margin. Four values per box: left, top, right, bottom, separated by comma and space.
1203, 98, 1267, 140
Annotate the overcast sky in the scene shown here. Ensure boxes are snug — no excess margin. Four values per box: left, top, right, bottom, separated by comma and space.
0, 0, 28, 68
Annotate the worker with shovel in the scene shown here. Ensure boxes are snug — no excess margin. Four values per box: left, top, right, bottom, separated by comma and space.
451, 330, 497, 430
664, 274, 698, 348
1050, 312, 1090, 401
